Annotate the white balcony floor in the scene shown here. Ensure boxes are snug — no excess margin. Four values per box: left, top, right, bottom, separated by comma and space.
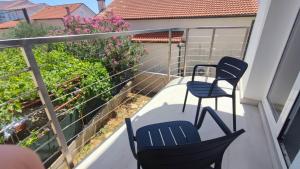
76, 77, 274, 169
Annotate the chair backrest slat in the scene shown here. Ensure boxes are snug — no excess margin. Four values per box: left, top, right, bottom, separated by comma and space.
138, 129, 245, 169
216, 56, 248, 86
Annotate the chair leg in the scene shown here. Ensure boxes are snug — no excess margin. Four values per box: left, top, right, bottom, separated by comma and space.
232, 95, 236, 132
214, 157, 222, 169
137, 161, 141, 169
215, 97, 218, 110
194, 98, 202, 126
182, 88, 189, 112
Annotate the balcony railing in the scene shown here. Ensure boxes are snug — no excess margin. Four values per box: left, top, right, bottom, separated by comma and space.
0, 26, 251, 169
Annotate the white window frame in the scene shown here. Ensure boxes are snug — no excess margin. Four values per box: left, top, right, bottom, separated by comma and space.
263, 73, 300, 168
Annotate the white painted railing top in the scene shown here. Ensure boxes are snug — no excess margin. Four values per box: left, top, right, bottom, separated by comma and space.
0, 26, 249, 47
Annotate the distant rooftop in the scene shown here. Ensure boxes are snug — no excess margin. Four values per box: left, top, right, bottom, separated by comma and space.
0, 0, 46, 10
103, 0, 258, 20
132, 31, 184, 43
31, 3, 82, 20
0, 20, 19, 29
0, 3, 84, 29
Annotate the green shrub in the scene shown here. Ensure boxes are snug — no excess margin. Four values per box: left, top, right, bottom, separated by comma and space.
0, 45, 112, 128
7, 21, 61, 38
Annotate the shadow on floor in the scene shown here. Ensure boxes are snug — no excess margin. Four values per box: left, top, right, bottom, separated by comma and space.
76, 103, 251, 169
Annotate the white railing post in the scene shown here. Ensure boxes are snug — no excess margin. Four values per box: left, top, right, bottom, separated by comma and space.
167, 29, 172, 81
183, 28, 189, 77
21, 44, 74, 169
207, 28, 216, 77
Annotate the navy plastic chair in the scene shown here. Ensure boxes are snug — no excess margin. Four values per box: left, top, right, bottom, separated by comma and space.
182, 56, 248, 131
125, 107, 245, 169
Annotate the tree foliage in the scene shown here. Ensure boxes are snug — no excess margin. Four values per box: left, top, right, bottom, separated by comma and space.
0, 45, 111, 127
7, 21, 60, 38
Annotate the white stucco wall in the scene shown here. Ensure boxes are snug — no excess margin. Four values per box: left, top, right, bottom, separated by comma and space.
34, 19, 65, 29
71, 5, 96, 18
240, 0, 271, 101
241, 0, 300, 169
126, 17, 255, 30
242, 0, 300, 101
132, 17, 254, 76
26, 4, 48, 16
140, 43, 179, 74
33, 5, 96, 30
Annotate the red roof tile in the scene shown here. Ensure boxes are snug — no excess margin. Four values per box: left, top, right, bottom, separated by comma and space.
103, 0, 258, 20
132, 31, 184, 43
31, 3, 81, 20
0, 20, 20, 29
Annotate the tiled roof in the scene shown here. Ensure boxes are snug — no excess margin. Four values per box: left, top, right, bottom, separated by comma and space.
132, 31, 184, 43
31, 3, 82, 20
104, 0, 258, 20
0, 0, 43, 10
0, 20, 20, 29
0, 3, 82, 29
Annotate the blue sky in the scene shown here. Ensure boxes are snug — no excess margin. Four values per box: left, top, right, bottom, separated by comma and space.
31, 0, 113, 13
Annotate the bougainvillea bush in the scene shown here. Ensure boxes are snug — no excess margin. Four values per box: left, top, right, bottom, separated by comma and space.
62, 11, 145, 89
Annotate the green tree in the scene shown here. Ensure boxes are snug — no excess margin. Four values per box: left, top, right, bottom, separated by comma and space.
7, 21, 60, 38
0, 46, 112, 128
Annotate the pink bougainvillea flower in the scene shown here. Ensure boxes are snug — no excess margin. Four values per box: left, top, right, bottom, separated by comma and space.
75, 28, 81, 34
83, 29, 90, 34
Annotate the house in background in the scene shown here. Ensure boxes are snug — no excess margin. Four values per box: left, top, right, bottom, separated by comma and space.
1, 0, 300, 168
101, 0, 258, 75
76, 0, 300, 169
30, 3, 96, 28
0, 3, 96, 37
131, 31, 185, 75
105, 0, 257, 30
0, 0, 47, 23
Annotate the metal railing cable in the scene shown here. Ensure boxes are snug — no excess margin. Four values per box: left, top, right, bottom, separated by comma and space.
0, 87, 38, 107
55, 63, 163, 118
69, 77, 165, 156
51, 54, 164, 104
57, 64, 165, 125
17, 121, 51, 146
65, 75, 164, 144
0, 26, 251, 169
42, 149, 61, 165
33, 135, 57, 153
0, 67, 31, 80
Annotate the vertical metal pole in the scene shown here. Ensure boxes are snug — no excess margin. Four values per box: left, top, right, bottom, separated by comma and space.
183, 28, 189, 77
22, 8, 31, 24
177, 44, 182, 76
207, 28, 216, 78
167, 29, 172, 81
21, 44, 74, 169
241, 27, 251, 60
